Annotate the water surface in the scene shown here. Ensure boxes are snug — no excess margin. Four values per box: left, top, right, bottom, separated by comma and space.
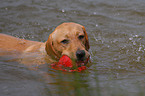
1, 0, 145, 96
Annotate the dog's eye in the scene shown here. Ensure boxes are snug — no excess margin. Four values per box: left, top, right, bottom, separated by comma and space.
61, 39, 69, 44
78, 35, 84, 40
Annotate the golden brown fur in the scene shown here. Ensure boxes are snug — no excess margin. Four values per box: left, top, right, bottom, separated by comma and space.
0, 22, 90, 65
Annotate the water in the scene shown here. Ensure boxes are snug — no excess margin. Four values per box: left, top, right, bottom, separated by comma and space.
1, 0, 145, 96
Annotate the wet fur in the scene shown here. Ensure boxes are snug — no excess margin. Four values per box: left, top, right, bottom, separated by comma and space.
0, 22, 90, 65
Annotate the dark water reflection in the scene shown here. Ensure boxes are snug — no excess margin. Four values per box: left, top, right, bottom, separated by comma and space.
1, 0, 145, 96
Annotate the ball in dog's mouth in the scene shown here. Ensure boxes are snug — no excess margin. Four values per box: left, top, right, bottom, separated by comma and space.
51, 55, 89, 72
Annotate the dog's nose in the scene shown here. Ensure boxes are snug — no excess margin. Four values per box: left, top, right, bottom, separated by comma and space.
76, 50, 85, 61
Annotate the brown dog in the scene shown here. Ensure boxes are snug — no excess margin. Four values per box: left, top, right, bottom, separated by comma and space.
0, 22, 90, 66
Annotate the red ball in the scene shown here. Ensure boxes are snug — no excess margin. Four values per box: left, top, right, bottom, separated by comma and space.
58, 55, 73, 68
51, 55, 88, 72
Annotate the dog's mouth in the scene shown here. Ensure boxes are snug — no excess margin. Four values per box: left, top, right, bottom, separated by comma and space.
75, 57, 89, 67
51, 55, 89, 72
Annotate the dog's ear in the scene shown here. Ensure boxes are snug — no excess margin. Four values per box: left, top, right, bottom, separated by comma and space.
82, 26, 90, 51
45, 33, 60, 61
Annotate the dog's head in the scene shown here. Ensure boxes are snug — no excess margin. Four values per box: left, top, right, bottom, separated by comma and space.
46, 22, 90, 65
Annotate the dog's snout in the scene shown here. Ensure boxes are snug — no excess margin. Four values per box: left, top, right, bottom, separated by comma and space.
76, 50, 85, 61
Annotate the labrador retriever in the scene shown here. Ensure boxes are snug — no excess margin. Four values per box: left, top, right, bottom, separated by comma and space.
0, 22, 90, 66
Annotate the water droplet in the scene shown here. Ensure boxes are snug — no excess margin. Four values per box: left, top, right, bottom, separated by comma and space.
136, 56, 141, 62
129, 37, 133, 40
138, 47, 142, 51
133, 34, 139, 38
133, 41, 136, 45
5, 8, 8, 10
95, 24, 98, 27
62, 9, 65, 12
93, 12, 97, 15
